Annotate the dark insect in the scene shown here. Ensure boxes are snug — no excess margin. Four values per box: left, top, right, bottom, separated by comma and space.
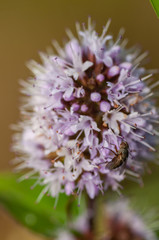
107, 141, 129, 170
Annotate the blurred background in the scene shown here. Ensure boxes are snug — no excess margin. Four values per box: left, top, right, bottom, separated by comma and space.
0, 0, 159, 239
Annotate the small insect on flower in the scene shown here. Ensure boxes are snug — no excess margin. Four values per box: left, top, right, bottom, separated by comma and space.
106, 141, 129, 170
12, 18, 159, 201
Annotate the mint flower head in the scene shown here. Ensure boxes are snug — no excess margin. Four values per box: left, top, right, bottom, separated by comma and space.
13, 19, 159, 200
51, 200, 158, 240
102, 200, 158, 240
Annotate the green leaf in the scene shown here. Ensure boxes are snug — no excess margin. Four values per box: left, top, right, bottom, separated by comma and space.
150, 0, 159, 18
0, 173, 85, 237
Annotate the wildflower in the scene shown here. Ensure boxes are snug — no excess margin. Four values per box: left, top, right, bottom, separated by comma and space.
52, 200, 158, 240
13, 18, 159, 200
102, 200, 158, 240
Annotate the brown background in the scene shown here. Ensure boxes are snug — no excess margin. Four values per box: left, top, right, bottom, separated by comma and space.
0, 0, 159, 239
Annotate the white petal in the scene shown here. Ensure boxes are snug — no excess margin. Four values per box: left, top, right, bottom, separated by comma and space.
63, 87, 74, 98
82, 61, 93, 72
54, 161, 64, 168
81, 159, 94, 171
86, 181, 96, 199
104, 55, 113, 67
73, 72, 79, 80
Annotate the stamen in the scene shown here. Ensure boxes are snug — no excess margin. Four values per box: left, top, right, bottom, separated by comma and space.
149, 80, 159, 90
126, 169, 142, 178
54, 194, 59, 209
52, 40, 65, 57
88, 17, 92, 32
125, 79, 142, 87
130, 130, 145, 139
135, 139, 156, 152
120, 38, 128, 48
148, 120, 159, 124
30, 179, 41, 190
120, 121, 136, 130
65, 28, 74, 40
131, 124, 155, 136
141, 74, 153, 82
139, 92, 154, 102
153, 130, 159, 136
130, 63, 140, 74
116, 105, 124, 112
101, 19, 111, 39
133, 51, 149, 65
76, 130, 83, 141
36, 185, 49, 203
17, 170, 35, 182
77, 190, 82, 207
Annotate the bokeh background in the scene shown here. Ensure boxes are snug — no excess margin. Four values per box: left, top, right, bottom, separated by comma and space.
0, 0, 159, 239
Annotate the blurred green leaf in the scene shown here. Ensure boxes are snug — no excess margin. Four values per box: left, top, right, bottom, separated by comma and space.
0, 173, 85, 237
150, 0, 159, 18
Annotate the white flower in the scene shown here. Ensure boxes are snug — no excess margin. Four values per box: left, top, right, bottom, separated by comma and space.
103, 107, 127, 135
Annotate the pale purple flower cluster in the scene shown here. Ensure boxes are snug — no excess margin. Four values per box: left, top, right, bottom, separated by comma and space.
13, 19, 159, 200
55, 200, 158, 240
104, 200, 158, 240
